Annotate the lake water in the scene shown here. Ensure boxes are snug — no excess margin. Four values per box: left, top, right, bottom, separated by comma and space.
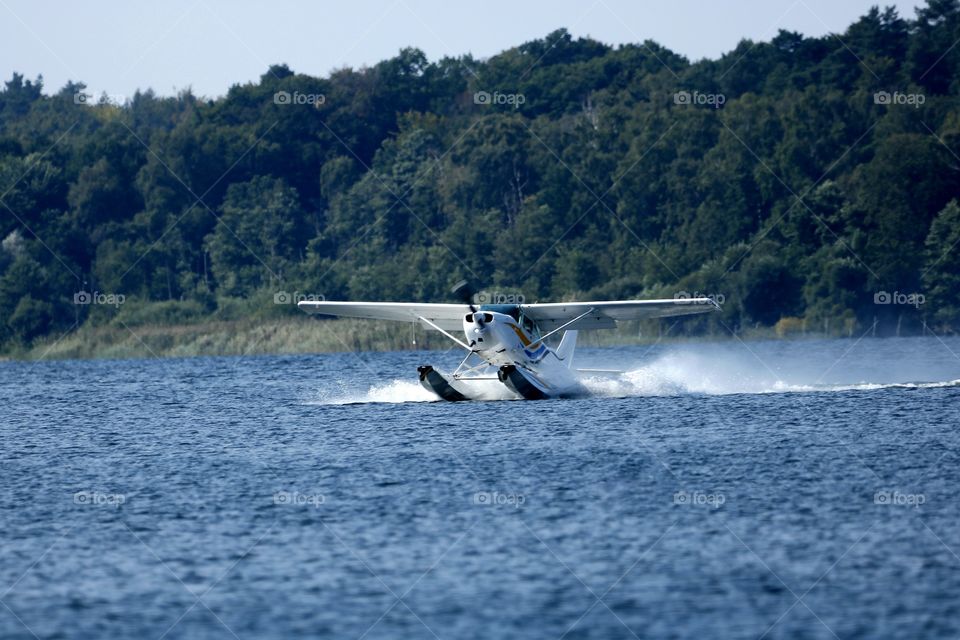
2, 336, 960, 639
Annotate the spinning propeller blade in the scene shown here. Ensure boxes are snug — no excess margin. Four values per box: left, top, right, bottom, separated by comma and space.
451, 280, 482, 326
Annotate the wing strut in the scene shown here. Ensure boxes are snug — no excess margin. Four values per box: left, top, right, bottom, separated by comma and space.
536, 308, 595, 343
417, 315, 472, 351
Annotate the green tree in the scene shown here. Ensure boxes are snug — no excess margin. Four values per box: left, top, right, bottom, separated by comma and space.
922, 200, 960, 328
205, 176, 307, 296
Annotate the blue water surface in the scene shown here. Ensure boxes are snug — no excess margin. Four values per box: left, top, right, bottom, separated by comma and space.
2, 336, 959, 639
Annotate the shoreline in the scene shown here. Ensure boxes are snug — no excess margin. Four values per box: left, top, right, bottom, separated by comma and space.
1, 316, 942, 363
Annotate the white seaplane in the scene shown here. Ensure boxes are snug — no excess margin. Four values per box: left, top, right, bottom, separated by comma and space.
298, 282, 719, 401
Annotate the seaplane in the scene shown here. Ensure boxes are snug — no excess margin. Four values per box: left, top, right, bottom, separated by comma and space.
298, 282, 720, 401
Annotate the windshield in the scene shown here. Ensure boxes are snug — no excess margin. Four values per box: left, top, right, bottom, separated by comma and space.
477, 304, 519, 321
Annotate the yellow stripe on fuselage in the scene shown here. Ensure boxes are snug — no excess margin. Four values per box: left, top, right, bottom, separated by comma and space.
507, 323, 540, 349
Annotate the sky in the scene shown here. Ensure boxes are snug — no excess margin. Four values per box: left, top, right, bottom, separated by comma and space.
1, 0, 923, 99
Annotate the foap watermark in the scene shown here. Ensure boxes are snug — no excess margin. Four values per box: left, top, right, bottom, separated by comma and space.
74, 91, 128, 105
674, 90, 725, 109
473, 290, 526, 305
473, 90, 526, 109
274, 291, 325, 305
874, 291, 924, 308
74, 491, 125, 507
473, 491, 525, 508
273, 491, 325, 508
273, 91, 326, 107
674, 291, 725, 306
874, 91, 925, 108
874, 490, 925, 508
673, 490, 725, 508
74, 290, 125, 307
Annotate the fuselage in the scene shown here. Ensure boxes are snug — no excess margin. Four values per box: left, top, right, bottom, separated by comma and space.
460, 308, 580, 394
462, 309, 547, 366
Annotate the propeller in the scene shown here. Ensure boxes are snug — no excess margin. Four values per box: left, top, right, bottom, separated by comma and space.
451, 280, 483, 327
451, 280, 478, 311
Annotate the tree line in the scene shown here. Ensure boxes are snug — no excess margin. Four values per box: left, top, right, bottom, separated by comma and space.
1, 1, 960, 349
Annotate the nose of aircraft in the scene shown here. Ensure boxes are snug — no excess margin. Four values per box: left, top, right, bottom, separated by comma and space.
464, 312, 494, 349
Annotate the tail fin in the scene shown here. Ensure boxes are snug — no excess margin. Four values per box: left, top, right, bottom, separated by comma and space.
556, 330, 577, 367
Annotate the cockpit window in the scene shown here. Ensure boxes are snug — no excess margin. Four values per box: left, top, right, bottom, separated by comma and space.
519, 312, 541, 339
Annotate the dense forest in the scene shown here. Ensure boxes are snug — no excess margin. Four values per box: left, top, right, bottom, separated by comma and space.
2, 1, 960, 352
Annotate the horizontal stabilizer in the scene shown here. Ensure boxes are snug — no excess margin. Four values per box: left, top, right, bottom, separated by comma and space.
576, 368, 625, 374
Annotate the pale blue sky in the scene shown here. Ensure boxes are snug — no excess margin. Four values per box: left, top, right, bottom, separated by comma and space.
1, 0, 922, 99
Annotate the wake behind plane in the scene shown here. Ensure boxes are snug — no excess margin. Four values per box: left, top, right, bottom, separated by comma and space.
298, 282, 720, 401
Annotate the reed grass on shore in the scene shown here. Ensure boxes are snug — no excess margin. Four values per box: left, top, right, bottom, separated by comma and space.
9, 317, 444, 361
4, 315, 805, 362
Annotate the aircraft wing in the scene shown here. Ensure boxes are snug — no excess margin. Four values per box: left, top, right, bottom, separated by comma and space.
521, 298, 720, 332
297, 301, 469, 331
